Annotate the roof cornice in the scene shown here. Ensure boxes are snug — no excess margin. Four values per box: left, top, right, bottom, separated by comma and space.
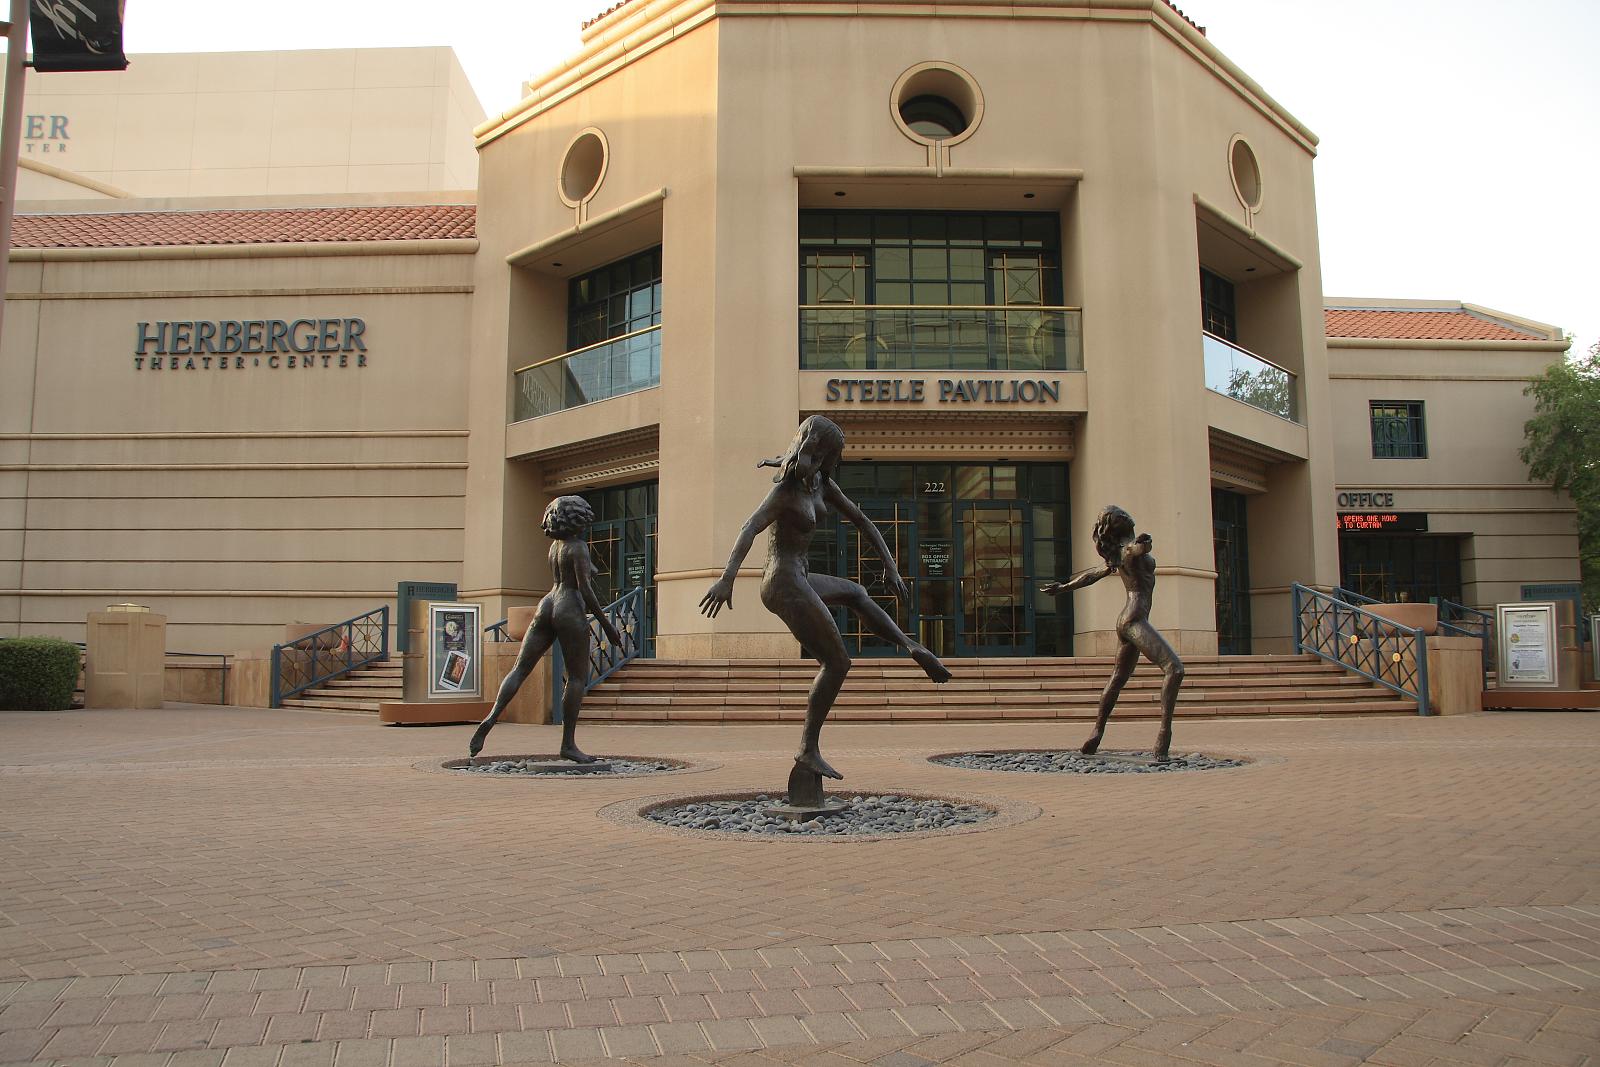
474, 0, 1318, 153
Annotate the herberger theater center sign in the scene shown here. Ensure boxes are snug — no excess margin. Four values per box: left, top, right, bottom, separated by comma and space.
132, 318, 368, 371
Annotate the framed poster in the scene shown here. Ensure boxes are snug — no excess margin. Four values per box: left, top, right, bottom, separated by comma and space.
1495, 602, 1558, 689
427, 602, 482, 698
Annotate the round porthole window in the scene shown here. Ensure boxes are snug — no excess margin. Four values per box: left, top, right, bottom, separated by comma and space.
891, 62, 984, 148
558, 128, 608, 208
1229, 135, 1263, 213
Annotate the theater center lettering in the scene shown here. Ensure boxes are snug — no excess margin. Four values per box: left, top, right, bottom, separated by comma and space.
825, 377, 1061, 404
132, 318, 369, 371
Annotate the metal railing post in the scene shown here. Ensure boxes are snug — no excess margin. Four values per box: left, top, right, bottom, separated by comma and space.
1291, 583, 1304, 652
1415, 625, 1432, 716
270, 646, 282, 708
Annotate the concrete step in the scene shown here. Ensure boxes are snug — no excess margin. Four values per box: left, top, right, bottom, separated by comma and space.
582, 698, 1418, 723
281, 697, 381, 714
583, 653, 1417, 723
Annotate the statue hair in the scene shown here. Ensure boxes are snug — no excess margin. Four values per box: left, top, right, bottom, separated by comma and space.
761, 415, 846, 485
1092, 505, 1136, 567
542, 495, 595, 539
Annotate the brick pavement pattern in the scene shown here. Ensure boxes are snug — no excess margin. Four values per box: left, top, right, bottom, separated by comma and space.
1, 706, 1596, 1065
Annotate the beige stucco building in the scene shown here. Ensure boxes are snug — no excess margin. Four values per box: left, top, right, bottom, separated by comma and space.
0, 6, 1582, 665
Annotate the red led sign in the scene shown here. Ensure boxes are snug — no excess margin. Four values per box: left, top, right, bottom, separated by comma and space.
1337, 512, 1428, 533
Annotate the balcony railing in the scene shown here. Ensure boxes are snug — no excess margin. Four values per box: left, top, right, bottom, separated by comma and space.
513, 324, 661, 422
1202, 331, 1298, 422
800, 305, 1082, 372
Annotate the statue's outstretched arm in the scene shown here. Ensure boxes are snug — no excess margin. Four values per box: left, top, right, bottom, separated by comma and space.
823, 478, 909, 599
1039, 563, 1114, 597
699, 484, 782, 617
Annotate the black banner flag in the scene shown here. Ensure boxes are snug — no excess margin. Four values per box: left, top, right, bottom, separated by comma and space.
30, 0, 127, 73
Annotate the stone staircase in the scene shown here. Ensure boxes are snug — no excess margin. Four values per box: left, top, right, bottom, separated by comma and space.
279, 660, 403, 714
581, 654, 1417, 722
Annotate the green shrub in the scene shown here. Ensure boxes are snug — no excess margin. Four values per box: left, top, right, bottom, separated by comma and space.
0, 637, 82, 711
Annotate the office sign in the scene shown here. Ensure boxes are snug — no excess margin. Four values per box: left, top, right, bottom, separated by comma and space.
1496, 602, 1558, 688
31, 0, 128, 72
824, 377, 1061, 405
396, 580, 456, 653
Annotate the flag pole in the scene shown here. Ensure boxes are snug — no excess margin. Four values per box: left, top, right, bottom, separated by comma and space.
0, 0, 30, 343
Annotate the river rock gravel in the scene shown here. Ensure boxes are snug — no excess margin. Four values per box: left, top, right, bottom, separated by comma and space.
643, 794, 996, 835
931, 750, 1246, 774
455, 757, 679, 776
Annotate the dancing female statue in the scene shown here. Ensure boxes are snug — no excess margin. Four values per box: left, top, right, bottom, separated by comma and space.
1040, 505, 1185, 761
469, 495, 625, 762
699, 416, 951, 783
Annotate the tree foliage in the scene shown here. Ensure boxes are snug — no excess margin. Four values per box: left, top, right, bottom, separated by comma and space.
1226, 365, 1293, 419
1521, 341, 1600, 613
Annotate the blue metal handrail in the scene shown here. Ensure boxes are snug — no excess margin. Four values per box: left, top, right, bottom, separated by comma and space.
484, 619, 514, 643
550, 586, 646, 723
1337, 587, 1491, 675
270, 606, 389, 707
1293, 583, 1430, 715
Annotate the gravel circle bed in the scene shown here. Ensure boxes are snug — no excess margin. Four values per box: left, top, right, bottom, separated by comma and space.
428, 754, 711, 779
608, 788, 1042, 841
646, 793, 993, 835
929, 749, 1248, 774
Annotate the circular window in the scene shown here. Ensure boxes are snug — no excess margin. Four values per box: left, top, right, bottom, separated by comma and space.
891, 62, 984, 148
558, 127, 608, 207
1229, 135, 1263, 212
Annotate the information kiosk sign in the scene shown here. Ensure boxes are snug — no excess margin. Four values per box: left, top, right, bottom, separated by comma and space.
1495, 602, 1558, 689
427, 602, 482, 698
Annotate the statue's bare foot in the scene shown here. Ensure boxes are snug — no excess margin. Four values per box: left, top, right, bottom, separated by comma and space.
560, 744, 597, 764
796, 747, 843, 780
911, 645, 953, 684
468, 729, 488, 758
1153, 732, 1172, 763
1080, 734, 1102, 756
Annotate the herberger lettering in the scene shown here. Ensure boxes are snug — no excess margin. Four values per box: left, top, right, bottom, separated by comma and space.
133, 318, 370, 370
824, 377, 1061, 404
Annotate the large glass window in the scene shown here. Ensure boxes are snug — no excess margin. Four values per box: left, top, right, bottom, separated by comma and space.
569, 247, 662, 349
799, 211, 1077, 372
1370, 400, 1427, 459
513, 247, 663, 421
1339, 534, 1462, 605
1199, 268, 1237, 341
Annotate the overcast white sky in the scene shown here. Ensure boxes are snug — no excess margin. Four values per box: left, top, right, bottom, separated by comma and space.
57, 0, 1600, 355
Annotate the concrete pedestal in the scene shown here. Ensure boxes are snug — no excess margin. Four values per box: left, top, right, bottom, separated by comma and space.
85, 608, 166, 709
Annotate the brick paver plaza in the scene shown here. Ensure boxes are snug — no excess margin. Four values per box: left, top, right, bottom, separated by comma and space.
2, 706, 1597, 1066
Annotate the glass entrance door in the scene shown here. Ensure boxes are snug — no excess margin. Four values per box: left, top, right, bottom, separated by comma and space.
838, 500, 917, 653
580, 480, 658, 656
955, 501, 1032, 656
1211, 488, 1252, 655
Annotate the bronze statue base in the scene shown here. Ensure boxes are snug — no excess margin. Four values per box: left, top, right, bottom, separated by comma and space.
766, 762, 850, 822
519, 759, 615, 774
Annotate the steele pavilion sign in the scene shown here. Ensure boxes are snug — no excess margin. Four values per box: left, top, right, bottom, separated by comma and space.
824, 376, 1061, 405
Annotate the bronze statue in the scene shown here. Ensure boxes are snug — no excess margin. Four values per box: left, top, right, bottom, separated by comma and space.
469, 495, 624, 762
1040, 505, 1185, 761
700, 416, 951, 793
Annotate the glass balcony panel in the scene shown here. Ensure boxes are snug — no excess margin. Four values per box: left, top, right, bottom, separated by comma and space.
512, 324, 662, 422
1201, 331, 1298, 421
799, 306, 1082, 372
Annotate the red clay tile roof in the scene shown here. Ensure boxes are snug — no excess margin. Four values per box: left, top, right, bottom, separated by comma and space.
1325, 307, 1546, 342
12, 205, 476, 249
